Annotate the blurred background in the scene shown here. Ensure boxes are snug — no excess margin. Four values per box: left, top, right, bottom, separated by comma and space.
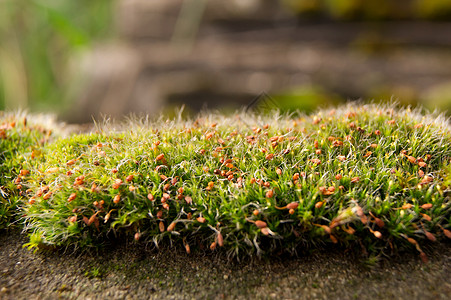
1, 0, 451, 123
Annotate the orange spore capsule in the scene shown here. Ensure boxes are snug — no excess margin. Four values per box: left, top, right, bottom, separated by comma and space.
425, 231, 436, 242
420, 175, 433, 185
329, 235, 338, 243
134, 232, 141, 241
374, 217, 385, 228
68, 193, 77, 202
407, 156, 417, 164
112, 179, 122, 189
406, 237, 417, 245
205, 132, 214, 140
265, 153, 274, 160
87, 212, 99, 226
210, 241, 217, 251
443, 228, 451, 239
43, 191, 52, 200
265, 189, 274, 198
167, 222, 176, 232
421, 213, 431, 222
217, 232, 224, 247
66, 159, 76, 166
420, 203, 433, 210
315, 201, 324, 209
313, 224, 331, 234
20, 169, 30, 176
373, 230, 382, 239
286, 202, 299, 210
197, 216, 206, 223
255, 220, 267, 229
311, 158, 321, 165
351, 177, 360, 183
401, 203, 413, 210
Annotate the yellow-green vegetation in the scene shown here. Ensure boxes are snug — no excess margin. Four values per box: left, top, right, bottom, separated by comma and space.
0, 0, 113, 111
0, 112, 53, 228
282, 0, 451, 20
9, 104, 451, 260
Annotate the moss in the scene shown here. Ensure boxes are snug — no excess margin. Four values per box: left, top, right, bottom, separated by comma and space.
0, 112, 53, 229
14, 103, 451, 259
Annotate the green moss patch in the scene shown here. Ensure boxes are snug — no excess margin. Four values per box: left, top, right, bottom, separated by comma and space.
16, 104, 451, 260
0, 112, 53, 229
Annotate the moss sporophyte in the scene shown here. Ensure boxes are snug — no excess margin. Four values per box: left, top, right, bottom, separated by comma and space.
1, 104, 450, 261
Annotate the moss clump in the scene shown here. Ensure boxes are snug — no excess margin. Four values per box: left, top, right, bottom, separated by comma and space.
19, 104, 451, 260
0, 112, 53, 229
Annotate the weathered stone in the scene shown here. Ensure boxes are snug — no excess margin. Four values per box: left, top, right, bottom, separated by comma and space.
116, 0, 290, 40
66, 0, 451, 122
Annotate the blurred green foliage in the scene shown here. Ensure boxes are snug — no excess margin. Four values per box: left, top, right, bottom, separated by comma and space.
0, 0, 114, 112
282, 0, 451, 20
273, 86, 342, 114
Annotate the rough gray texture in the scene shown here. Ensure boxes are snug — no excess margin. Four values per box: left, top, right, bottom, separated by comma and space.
67, 0, 451, 123
1, 229, 450, 299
